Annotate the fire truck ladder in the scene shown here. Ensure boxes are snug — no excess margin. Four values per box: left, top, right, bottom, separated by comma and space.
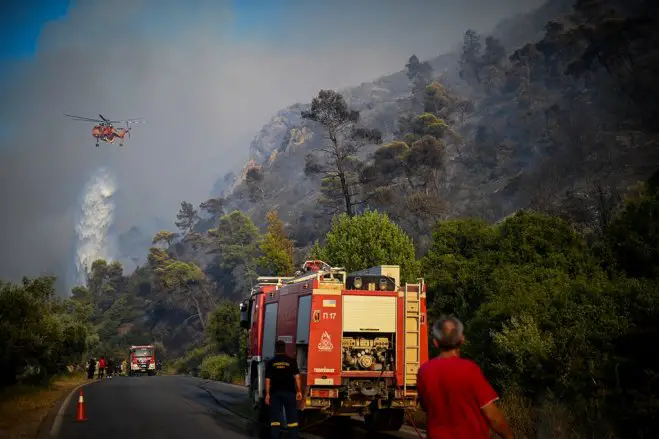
403, 280, 423, 393
283, 260, 346, 286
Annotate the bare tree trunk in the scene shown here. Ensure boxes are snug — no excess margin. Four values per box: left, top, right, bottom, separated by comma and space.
188, 289, 206, 331
332, 135, 353, 217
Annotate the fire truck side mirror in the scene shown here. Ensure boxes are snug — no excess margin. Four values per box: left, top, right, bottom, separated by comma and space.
239, 302, 250, 329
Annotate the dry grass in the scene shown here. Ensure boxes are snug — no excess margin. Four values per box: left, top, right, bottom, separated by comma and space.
497, 390, 537, 438
229, 376, 245, 386
0, 373, 89, 439
402, 390, 619, 439
496, 390, 619, 439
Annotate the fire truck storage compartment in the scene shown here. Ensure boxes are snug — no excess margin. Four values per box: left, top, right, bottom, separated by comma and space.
342, 295, 397, 372
296, 295, 311, 373
342, 295, 397, 332
349, 265, 400, 289
262, 303, 278, 360
342, 332, 395, 371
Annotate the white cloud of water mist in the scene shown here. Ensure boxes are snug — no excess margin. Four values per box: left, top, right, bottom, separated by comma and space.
73, 167, 117, 288
0, 0, 545, 291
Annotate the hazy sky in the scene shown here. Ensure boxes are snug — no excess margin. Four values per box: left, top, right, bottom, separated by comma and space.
0, 0, 544, 285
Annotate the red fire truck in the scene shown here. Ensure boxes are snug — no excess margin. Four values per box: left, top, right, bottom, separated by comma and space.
239, 260, 428, 432
128, 345, 156, 376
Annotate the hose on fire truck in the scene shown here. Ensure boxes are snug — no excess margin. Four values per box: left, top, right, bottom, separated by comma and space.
198, 381, 427, 438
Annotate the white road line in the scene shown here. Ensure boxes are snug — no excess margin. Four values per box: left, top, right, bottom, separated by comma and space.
49, 380, 99, 438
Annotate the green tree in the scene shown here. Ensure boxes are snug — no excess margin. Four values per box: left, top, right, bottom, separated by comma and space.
600, 171, 659, 436
605, 170, 659, 278
309, 240, 324, 260
147, 247, 170, 268
313, 210, 418, 282
301, 89, 383, 216
71, 285, 90, 302
147, 245, 215, 331
199, 197, 224, 218
559, 0, 659, 132
175, 201, 199, 234
459, 29, 482, 84
405, 54, 434, 113
156, 260, 212, 331
258, 210, 295, 276
363, 112, 454, 242
0, 276, 91, 387
85, 259, 124, 316
245, 166, 265, 202
421, 218, 497, 320
206, 300, 244, 357
210, 211, 261, 297
152, 230, 178, 248
478, 36, 507, 95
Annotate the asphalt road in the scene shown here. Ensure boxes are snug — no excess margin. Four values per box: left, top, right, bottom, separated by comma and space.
52, 375, 423, 439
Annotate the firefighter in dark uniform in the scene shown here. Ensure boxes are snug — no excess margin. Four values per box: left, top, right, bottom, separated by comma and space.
265, 340, 302, 439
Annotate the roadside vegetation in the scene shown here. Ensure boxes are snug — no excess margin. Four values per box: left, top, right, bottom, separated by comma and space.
0, 273, 95, 437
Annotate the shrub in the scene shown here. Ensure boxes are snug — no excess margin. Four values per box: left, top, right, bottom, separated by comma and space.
170, 346, 212, 375
199, 354, 242, 384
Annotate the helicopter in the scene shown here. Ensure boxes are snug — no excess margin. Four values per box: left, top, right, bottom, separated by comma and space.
65, 113, 145, 147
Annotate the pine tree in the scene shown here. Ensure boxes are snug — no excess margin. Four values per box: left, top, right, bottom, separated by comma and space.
258, 210, 296, 276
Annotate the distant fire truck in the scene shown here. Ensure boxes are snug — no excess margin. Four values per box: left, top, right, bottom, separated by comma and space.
128, 345, 156, 376
239, 260, 428, 432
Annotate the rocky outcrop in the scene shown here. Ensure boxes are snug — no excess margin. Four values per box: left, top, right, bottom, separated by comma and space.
248, 104, 308, 164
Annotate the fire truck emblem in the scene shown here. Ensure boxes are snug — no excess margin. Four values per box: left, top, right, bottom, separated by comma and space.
317, 331, 334, 352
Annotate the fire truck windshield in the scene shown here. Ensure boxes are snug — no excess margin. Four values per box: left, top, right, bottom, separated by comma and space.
132, 348, 153, 357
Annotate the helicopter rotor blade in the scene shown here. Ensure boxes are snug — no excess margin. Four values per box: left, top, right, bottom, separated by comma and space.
110, 118, 146, 125
65, 114, 103, 122
99, 114, 110, 122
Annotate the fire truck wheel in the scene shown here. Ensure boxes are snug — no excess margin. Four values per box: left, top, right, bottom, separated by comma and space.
364, 409, 405, 432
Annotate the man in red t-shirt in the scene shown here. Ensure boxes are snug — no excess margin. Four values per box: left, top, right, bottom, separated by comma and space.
98, 357, 106, 379
417, 315, 514, 439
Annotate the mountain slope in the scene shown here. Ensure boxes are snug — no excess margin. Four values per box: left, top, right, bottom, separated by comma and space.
213, 0, 569, 237
215, 0, 657, 251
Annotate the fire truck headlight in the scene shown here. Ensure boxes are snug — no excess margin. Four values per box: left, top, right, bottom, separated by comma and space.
354, 277, 362, 289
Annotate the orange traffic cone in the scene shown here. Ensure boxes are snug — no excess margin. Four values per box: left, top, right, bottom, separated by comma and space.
75, 389, 87, 422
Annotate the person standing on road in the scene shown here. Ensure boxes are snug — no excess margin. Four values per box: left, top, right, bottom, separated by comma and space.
417, 315, 514, 439
98, 356, 106, 379
106, 358, 113, 378
265, 340, 302, 439
87, 358, 96, 380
